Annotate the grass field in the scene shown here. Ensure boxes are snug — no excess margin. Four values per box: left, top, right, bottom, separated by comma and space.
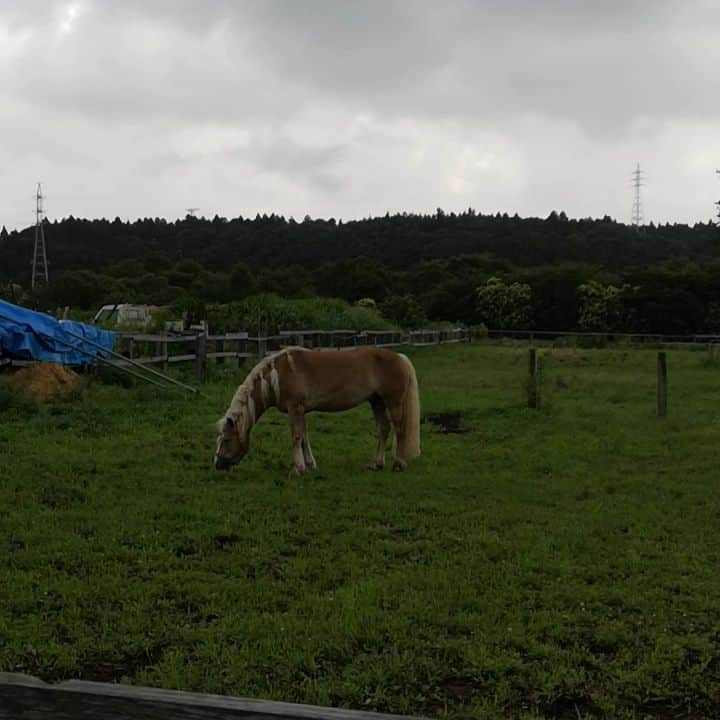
2, 343, 720, 719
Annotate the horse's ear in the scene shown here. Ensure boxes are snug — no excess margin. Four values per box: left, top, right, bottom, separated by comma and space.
217, 416, 235, 433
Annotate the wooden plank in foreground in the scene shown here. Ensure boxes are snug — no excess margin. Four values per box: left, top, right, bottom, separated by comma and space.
0, 674, 428, 720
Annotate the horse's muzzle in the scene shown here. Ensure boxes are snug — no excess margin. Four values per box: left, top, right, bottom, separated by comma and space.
213, 455, 231, 471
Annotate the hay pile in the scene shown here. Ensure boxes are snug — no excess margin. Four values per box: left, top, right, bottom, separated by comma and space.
9, 363, 81, 401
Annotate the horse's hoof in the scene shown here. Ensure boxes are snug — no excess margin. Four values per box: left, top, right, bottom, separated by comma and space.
392, 460, 407, 472
366, 461, 385, 471
289, 466, 305, 478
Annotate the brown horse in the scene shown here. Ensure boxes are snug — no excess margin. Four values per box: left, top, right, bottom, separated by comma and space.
214, 346, 421, 475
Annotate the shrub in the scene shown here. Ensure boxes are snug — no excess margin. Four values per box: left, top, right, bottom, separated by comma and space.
205, 294, 394, 335
379, 295, 427, 329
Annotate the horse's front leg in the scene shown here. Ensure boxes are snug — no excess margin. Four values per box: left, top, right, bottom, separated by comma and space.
302, 430, 317, 470
288, 405, 307, 477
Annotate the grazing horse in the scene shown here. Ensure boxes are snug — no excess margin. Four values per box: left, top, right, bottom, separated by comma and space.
214, 346, 421, 476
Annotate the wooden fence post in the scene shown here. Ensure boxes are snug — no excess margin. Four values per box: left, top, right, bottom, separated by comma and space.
217, 337, 225, 365
528, 347, 540, 409
657, 351, 667, 417
161, 339, 168, 371
195, 332, 207, 384
237, 337, 246, 368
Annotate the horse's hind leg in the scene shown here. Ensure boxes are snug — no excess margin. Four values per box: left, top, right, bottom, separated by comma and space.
367, 394, 390, 471
288, 406, 308, 477
387, 401, 408, 472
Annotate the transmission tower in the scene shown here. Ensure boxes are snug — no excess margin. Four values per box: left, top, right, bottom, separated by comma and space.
31, 182, 49, 288
631, 163, 645, 229
715, 170, 719, 223
186, 207, 200, 217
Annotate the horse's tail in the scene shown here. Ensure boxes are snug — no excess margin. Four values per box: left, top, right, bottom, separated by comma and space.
396, 354, 421, 461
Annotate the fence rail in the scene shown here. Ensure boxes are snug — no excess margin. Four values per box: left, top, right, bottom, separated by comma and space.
115, 328, 468, 382
487, 329, 720, 345
111, 325, 720, 384
0, 673, 425, 720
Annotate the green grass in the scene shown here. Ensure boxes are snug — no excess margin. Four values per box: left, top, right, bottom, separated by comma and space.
2, 344, 720, 719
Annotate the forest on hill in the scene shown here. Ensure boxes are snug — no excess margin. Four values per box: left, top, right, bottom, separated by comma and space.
1, 210, 719, 333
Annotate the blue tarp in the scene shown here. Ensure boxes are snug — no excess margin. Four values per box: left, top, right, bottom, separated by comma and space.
0, 300, 115, 366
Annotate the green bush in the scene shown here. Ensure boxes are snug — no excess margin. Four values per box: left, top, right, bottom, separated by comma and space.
469, 323, 489, 340
379, 294, 427, 329
205, 294, 395, 335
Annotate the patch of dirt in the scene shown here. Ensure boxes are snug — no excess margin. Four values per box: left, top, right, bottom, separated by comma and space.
424, 678, 481, 715
213, 533, 240, 550
39, 484, 86, 510
9, 363, 80, 402
174, 542, 200, 558
440, 679, 477, 703
538, 694, 603, 719
425, 411, 467, 434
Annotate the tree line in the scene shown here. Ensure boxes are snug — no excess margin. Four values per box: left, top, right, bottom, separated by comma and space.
1, 210, 719, 333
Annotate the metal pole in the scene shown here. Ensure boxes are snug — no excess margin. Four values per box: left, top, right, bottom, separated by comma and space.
61, 327, 198, 394
93, 355, 171, 389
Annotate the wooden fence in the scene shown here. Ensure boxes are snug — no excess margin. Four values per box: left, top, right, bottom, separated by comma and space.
0, 673, 426, 720
116, 329, 468, 382
487, 328, 720, 346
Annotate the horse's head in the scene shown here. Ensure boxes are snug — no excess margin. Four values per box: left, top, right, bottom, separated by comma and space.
214, 413, 250, 470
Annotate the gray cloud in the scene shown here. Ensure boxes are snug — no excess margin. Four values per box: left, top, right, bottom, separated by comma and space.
0, 0, 718, 231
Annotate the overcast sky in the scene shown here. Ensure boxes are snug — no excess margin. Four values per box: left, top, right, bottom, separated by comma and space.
1, 0, 719, 232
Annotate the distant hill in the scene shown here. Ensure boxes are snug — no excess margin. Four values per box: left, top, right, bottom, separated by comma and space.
1, 211, 718, 282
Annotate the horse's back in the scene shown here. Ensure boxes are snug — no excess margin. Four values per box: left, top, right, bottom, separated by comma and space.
284, 347, 409, 410
289, 345, 402, 370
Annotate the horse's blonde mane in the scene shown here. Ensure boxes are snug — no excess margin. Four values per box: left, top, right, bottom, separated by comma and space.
222, 347, 306, 432
242, 346, 304, 389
